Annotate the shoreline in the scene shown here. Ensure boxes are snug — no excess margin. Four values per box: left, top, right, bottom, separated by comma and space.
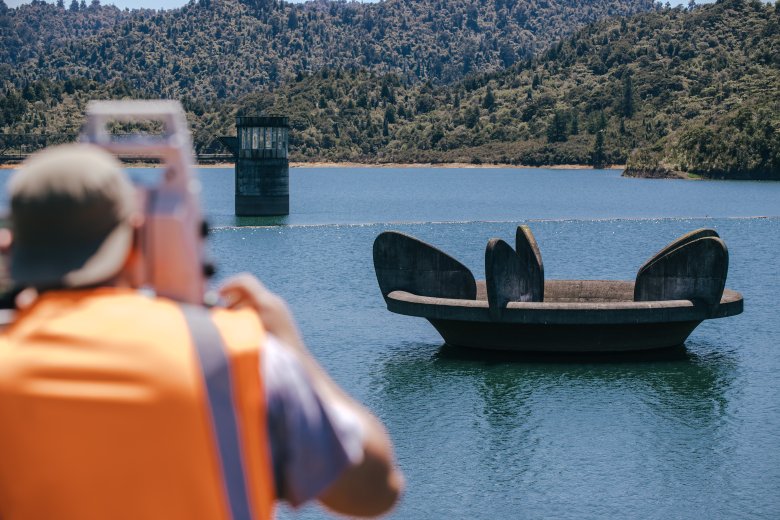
1, 161, 626, 171
204, 161, 626, 170
291, 162, 626, 170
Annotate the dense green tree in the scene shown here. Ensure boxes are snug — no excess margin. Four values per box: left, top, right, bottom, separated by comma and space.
464, 105, 480, 129
384, 105, 396, 124
287, 9, 298, 30
592, 130, 606, 167
482, 86, 495, 111
570, 112, 580, 136
621, 72, 634, 118
546, 110, 568, 143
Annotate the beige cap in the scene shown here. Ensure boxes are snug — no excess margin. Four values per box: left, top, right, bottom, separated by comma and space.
9, 143, 137, 289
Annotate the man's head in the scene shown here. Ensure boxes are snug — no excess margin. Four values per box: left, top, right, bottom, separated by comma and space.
9, 143, 137, 289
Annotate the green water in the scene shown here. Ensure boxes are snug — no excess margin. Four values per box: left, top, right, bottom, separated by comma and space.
3, 167, 779, 518
201, 168, 779, 519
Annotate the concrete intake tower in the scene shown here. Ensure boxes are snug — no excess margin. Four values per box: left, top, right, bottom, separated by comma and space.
235, 115, 289, 216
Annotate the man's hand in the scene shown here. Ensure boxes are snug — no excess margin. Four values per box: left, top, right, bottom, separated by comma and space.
217, 273, 404, 517
218, 273, 305, 354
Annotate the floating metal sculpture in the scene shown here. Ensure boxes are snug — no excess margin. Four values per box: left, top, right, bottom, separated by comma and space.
373, 228, 743, 352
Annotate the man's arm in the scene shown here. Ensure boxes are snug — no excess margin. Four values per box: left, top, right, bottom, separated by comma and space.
219, 274, 404, 517
316, 409, 403, 516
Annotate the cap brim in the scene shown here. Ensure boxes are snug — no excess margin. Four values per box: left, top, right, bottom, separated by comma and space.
11, 222, 133, 289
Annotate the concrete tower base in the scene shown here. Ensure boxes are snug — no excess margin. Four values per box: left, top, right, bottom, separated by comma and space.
234, 116, 290, 216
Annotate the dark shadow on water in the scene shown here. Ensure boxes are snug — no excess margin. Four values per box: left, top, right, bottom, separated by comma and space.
372, 338, 740, 471
435, 343, 692, 364
374, 339, 738, 433
422, 340, 738, 425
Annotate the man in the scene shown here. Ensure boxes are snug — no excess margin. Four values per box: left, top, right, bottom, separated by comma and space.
0, 144, 403, 519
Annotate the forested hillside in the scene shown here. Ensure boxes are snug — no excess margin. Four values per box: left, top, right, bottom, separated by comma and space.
1, 0, 779, 179
217, 0, 779, 179
1, 0, 654, 99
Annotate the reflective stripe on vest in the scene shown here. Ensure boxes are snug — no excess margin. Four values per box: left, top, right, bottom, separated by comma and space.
181, 304, 253, 520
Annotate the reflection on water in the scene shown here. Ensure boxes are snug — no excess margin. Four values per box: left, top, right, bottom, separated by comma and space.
234, 215, 290, 227
435, 343, 735, 425
435, 343, 692, 362
434, 342, 735, 436
375, 339, 739, 519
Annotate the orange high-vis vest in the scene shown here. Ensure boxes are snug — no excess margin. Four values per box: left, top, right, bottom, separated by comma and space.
0, 288, 275, 520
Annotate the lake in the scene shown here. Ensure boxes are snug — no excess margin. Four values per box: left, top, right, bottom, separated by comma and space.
2, 166, 780, 519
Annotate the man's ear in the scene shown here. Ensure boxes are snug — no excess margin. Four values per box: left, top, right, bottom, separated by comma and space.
127, 213, 145, 252
129, 212, 145, 229
0, 228, 12, 255
121, 214, 146, 288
